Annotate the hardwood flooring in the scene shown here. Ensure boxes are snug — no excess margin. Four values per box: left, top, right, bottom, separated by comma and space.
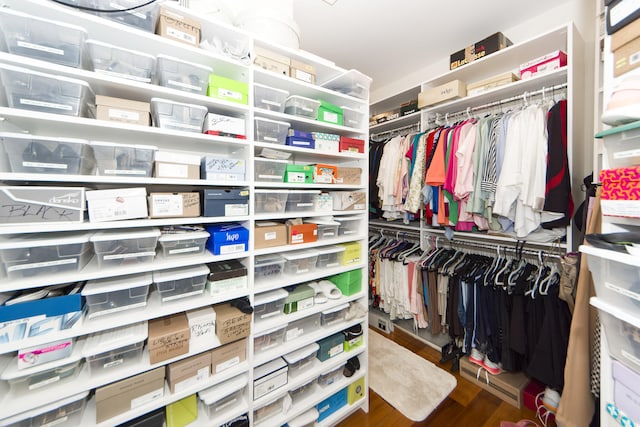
337, 326, 551, 427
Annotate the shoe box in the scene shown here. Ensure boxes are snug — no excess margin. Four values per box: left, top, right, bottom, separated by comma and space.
459, 356, 529, 408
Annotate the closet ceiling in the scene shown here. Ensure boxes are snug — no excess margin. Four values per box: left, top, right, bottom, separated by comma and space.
293, 0, 569, 92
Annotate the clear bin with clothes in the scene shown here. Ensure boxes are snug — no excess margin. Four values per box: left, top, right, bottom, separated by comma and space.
152, 264, 209, 302
85, 40, 155, 83
282, 249, 320, 275
82, 273, 152, 318
286, 190, 320, 213
90, 141, 156, 177
255, 158, 287, 182
315, 245, 346, 269
82, 322, 147, 375
90, 228, 160, 268
156, 54, 212, 95
254, 254, 286, 284
255, 189, 288, 214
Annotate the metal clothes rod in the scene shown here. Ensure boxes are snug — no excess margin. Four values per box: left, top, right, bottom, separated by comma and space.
369, 224, 421, 240
423, 234, 564, 260
370, 122, 421, 141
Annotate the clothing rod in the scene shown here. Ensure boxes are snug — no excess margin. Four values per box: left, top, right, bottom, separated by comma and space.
423, 234, 563, 260
370, 122, 421, 140
369, 225, 421, 239
428, 82, 568, 124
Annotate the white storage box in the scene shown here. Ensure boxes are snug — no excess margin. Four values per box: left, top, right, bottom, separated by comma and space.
612, 360, 640, 422
253, 324, 287, 354
286, 190, 320, 213
253, 357, 288, 400
284, 95, 320, 118
321, 69, 372, 100
255, 158, 287, 182
82, 273, 152, 318
591, 297, 640, 374
156, 54, 212, 95
254, 254, 286, 284
254, 289, 288, 320
0, 64, 94, 117
306, 219, 340, 240
86, 187, 148, 222
85, 40, 155, 83
312, 133, 339, 154
1, 356, 82, 394
0, 233, 92, 279
90, 228, 160, 267
596, 122, 640, 168
341, 106, 365, 129
0, 132, 93, 175
317, 363, 345, 387
158, 226, 209, 257
255, 189, 288, 214
0, 186, 86, 225
583, 246, 640, 314
313, 193, 334, 212
254, 83, 289, 112
335, 215, 361, 236
201, 156, 246, 181
151, 98, 207, 133
203, 113, 246, 139
285, 313, 321, 342
152, 264, 209, 302
282, 249, 320, 275
186, 306, 216, 353
0, 391, 88, 427
198, 374, 248, 419
320, 303, 349, 327
289, 377, 317, 403
82, 322, 147, 375
90, 141, 156, 177
254, 117, 290, 144
93, 0, 161, 32
315, 245, 346, 269
0, 8, 87, 68
283, 343, 319, 377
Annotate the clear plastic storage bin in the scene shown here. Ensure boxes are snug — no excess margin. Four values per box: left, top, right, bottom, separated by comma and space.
284, 95, 320, 119
158, 226, 209, 257
90, 228, 160, 267
335, 216, 361, 236
0, 8, 87, 68
315, 245, 346, 269
286, 190, 320, 213
596, 121, 640, 168
152, 264, 208, 302
253, 324, 287, 354
317, 363, 345, 387
254, 254, 286, 284
85, 40, 155, 83
0, 132, 94, 175
341, 106, 365, 129
320, 303, 349, 327
0, 64, 94, 117
592, 297, 640, 374
253, 394, 285, 424
2, 358, 83, 394
289, 377, 317, 403
255, 158, 287, 182
151, 98, 207, 133
156, 54, 212, 95
82, 273, 152, 318
0, 391, 88, 427
283, 343, 319, 377
320, 69, 372, 100
282, 249, 320, 275
285, 313, 321, 342
254, 117, 290, 144
90, 141, 156, 177
254, 83, 289, 112
198, 374, 248, 419
92, 0, 161, 32
254, 289, 288, 320
255, 190, 288, 214
0, 233, 92, 279
306, 219, 340, 240
83, 322, 147, 375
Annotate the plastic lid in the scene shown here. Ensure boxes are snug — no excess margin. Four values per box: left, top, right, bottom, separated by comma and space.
159, 230, 210, 242
305, 219, 340, 226
1, 343, 83, 380
314, 245, 346, 255
254, 324, 287, 337
86, 39, 155, 60
90, 227, 161, 242
0, 391, 89, 426
150, 97, 209, 112
281, 249, 320, 261
285, 95, 321, 105
90, 140, 158, 151
289, 189, 321, 195
82, 273, 152, 295
152, 264, 209, 283
155, 150, 201, 165
334, 215, 361, 222
254, 117, 291, 127
255, 254, 284, 266
595, 120, 640, 138
0, 132, 88, 146
287, 408, 319, 427
82, 322, 148, 356
322, 302, 349, 314
590, 296, 640, 329
85, 187, 147, 201
340, 105, 362, 113
157, 54, 213, 72
254, 288, 288, 305
255, 189, 290, 194
254, 357, 287, 378
198, 374, 248, 404
255, 157, 289, 164
0, 232, 90, 249
254, 83, 289, 95
0, 63, 93, 91
282, 342, 319, 364
0, 7, 88, 33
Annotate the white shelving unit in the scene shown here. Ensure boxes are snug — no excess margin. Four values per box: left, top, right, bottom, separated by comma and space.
0, 0, 369, 426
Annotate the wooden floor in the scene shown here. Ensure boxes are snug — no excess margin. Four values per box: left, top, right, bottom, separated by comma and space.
337, 326, 548, 427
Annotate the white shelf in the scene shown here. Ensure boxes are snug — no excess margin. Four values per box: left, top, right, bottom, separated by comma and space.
253, 235, 365, 256
253, 141, 366, 161
580, 245, 640, 267
0, 288, 250, 354
191, 397, 250, 427
255, 182, 363, 190
369, 110, 421, 133
254, 263, 366, 294
254, 210, 366, 221
0, 173, 249, 188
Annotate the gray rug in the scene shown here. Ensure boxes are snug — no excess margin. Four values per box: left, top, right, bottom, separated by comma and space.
368, 329, 457, 422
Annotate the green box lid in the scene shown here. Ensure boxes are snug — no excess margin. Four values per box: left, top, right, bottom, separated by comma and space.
318, 100, 342, 113
595, 120, 640, 138
284, 284, 314, 303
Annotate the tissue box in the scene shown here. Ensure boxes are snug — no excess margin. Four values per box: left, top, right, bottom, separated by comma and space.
86, 187, 148, 222
148, 192, 200, 218
205, 224, 249, 255
203, 112, 246, 139
214, 303, 251, 344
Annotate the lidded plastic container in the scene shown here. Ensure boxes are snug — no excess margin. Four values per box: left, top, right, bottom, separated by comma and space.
1, 352, 83, 394
82, 273, 152, 318
0, 391, 89, 427
156, 54, 212, 95
158, 226, 210, 258
254, 158, 287, 182
150, 97, 207, 133
198, 374, 248, 419
254, 288, 288, 320
90, 228, 161, 267
254, 254, 285, 284
82, 322, 147, 375
85, 40, 155, 83
255, 189, 288, 214
315, 245, 346, 269
254, 117, 290, 144
152, 264, 209, 302
281, 249, 320, 275
90, 141, 156, 177
253, 83, 289, 112
282, 343, 319, 376
284, 95, 320, 118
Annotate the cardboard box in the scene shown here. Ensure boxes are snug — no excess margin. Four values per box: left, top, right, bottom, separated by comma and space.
287, 223, 318, 245
148, 192, 200, 218
186, 307, 216, 353
154, 151, 201, 180
331, 191, 366, 211
459, 356, 529, 408
203, 113, 246, 139
253, 357, 288, 400
157, 6, 200, 47
450, 32, 513, 70
466, 72, 519, 95
290, 59, 316, 84
418, 80, 467, 108
400, 99, 419, 116
210, 338, 246, 374
254, 221, 288, 249
612, 17, 640, 51
214, 303, 251, 344
96, 95, 150, 126
95, 367, 165, 423
336, 167, 362, 185
614, 36, 640, 76
166, 394, 197, 427
205, 224, 249, 255
148, 313, 190, 364
86, 187, 148, 222
253, 46, 290, 76
520, 50, 567, 80
0, 186, 86, 225
166, 352, 211, 393
206, 260, 248, 295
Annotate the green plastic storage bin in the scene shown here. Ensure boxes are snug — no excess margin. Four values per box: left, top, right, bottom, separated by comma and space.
316, 100, 343, 125
207, 74, 248, 105
284, 164, 313, 184
328, 269, 362, 296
